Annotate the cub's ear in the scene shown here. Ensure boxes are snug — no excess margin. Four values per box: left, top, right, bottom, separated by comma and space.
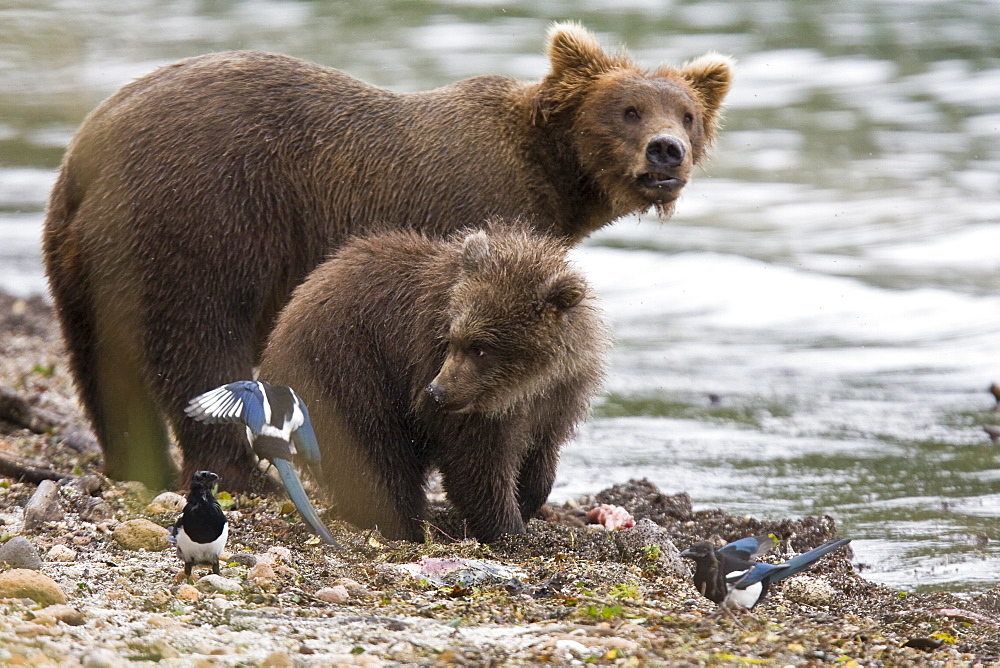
461, 230, 491, 272
675, 53, 734, 144
541, 271, 586, 313
532, 22, 631, 123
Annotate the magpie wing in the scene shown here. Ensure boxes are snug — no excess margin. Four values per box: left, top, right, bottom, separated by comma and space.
719, 534, 777, 561
184, 380, 267, 435
289, 392, 322, 468
735, 538, 852, 587
728, 561, 781, 589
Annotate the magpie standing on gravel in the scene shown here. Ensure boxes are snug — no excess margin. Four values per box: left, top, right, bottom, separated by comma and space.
681, 534, 852, 610
169, 470, 228, 580
185, 380, 340, 546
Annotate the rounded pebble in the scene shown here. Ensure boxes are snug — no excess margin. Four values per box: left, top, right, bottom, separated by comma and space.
0, 536, 43, 570
175, 584, 200, 601
263, 651, 294, 667
316, 585, 349, 603
82, 647, 129, 668
68, 473, 105, 496
194, 574, 243, 595
112, 518, 170, 551
248, 561, 276, 585
555, 638, 590, 659
333, 577, 378, 599
32, 604, 86, 626
229, 552, 256, 568
146, 492, 186, 514
79, 497, 115, 523
46, 544, 77, 562
0, 568, 68, 606
267, 546, 292, 562
781, 575, 837, 607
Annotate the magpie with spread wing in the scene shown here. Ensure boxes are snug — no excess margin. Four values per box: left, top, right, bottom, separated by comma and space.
185, 380, 339, 546
681, 534, 851, 610
169, 470, 228, 580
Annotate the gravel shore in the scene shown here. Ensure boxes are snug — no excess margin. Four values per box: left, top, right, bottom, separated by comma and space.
2, 290, 1000, 666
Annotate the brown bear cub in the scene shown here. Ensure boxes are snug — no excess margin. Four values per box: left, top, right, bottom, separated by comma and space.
259, 224, 611, 542
43, 21, 731, 490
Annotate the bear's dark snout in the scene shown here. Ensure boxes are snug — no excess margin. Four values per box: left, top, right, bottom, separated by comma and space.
425, 383, 446, 404
646, 135, 686, 169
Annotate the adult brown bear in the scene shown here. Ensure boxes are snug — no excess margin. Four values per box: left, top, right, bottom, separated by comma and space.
43, 22, 733, 490
259, 224, 611, 542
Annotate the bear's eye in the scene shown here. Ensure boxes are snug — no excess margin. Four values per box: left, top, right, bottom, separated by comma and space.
470, 346, 487, 359
683, 112, 694, 127
623, 106, 641, 121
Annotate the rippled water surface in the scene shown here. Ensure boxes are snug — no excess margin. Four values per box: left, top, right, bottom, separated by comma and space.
2, 0, 999, 594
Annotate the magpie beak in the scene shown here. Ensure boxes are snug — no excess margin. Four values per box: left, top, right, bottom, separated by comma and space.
168, 470, 229, 581
185, 380, 340, 546
681, 534, 851, 618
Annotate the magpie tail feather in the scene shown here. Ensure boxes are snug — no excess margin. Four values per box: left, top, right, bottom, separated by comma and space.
772, 537, 852, 582
271, 458, 341, 547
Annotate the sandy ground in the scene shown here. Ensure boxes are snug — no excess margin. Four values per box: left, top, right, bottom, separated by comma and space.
2, 290, 1000, 666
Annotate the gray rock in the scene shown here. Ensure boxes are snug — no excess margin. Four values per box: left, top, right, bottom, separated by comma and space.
0, 536, 43, 570
194, 574, 243, 595
63, 473, 104, 496
79, 496, 115, 523
613, 518, 690, 578
229, 552, 257, 568
23, 480, 64, 530
59, 428, 100, 455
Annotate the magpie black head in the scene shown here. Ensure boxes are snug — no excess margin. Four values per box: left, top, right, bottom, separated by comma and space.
189, 470, 219, 495
679, 541, 716, 561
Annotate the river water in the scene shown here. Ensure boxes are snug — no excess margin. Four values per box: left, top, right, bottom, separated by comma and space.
2, 1, 999, 595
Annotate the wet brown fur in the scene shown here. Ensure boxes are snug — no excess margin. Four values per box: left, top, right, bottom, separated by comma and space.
42, 22, 732, 490
259, 224, 611, 542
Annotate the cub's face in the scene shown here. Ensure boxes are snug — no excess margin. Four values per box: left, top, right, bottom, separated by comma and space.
573, 72, 707, 215
427, 329, 546, 415
423, 231, 590, 417
426, 287, 571, 417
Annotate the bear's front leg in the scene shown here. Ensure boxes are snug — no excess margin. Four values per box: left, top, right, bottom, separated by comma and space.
515, 438, 561, 523
517, 394, 580, 522
437, 440, 525, 543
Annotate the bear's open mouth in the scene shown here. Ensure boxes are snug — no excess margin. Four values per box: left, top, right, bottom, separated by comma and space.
639, 173, 686, 194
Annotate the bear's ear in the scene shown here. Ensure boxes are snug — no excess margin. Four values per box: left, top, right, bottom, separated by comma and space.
674, 53, 734, 144
461, 230, 491, 272
532, 22, 631, 124
546, 22, 614, 81
541, 271, 586, 313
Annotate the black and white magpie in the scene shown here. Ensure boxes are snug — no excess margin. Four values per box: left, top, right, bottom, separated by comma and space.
169, 470, 228, 580
184, 380, 339, 546
681, 534, 852, 610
